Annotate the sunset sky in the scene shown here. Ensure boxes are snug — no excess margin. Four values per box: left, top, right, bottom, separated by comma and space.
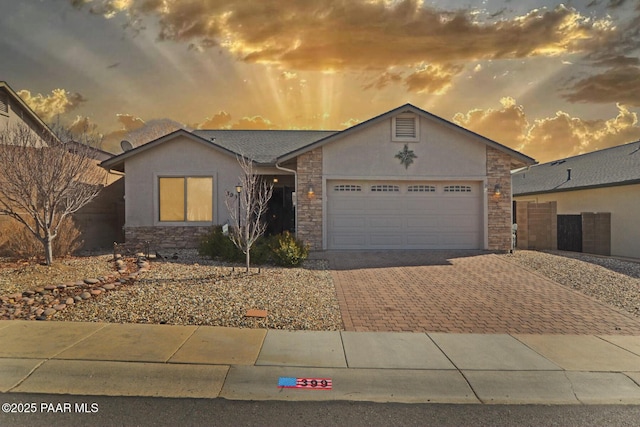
1, 0, 640, 161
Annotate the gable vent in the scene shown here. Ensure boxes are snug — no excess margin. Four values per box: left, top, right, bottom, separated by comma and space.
395, 117, 416, 139
0, 91, 8, 114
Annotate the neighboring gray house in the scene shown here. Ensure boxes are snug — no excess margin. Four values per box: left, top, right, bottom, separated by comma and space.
0, 81, 123, 251
100, 104, 535, 251
513, 140, 640, 258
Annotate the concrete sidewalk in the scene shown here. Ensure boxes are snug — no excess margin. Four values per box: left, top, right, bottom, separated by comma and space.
1, 320, 640, 404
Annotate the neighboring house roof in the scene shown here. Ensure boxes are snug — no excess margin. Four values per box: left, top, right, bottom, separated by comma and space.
100, 103, 536, 172
192, 129, 337, 163
0, 81, 59, 143
65, 139, 115, 161
512, 140, 640, 196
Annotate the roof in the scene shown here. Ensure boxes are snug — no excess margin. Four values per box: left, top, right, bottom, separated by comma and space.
0, 81, 59, 143
100, 103, 536, 172
100, 129, 235, 172
192, 130, 337, 163
512, 140, 640, 196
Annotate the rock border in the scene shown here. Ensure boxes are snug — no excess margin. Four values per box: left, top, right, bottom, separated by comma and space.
0, 253, 148, 321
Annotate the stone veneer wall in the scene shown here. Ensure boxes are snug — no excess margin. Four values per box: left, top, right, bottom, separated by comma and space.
125, 226, 210, 249
296, 147, 323, 250
486, 147, 514, 251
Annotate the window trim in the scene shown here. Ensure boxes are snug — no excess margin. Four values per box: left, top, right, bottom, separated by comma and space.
392, 113, 419, 142
158, 175, 214, 224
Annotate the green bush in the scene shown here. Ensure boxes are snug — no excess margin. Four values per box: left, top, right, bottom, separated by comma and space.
271, 231, 309, 267
199, 227, 308, 267
198, 226, 243, 262
249, 235, 275, 265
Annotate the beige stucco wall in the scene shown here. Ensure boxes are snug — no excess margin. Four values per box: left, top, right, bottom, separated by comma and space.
322, 116, 486, 178
514, 184, 640, 258
124, 135, 242, 227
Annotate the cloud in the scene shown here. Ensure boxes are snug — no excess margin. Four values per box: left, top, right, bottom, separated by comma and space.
230, 116, 277, 130
563, 65, 640, 107
562, 6, 640, 106
404, 63, 464, 94
454, 98, 640, 162
17, 88, 86, 122
68, 115, 99, 136
454, 97, 530, 149
363, 71, 403, 90
75, 1, 614, 72
198, 111, 232, 129
195, 112, 277, 130
115, 113, 146, 131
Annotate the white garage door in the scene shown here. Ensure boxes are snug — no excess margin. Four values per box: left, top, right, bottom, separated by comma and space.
327, 180, 483, 249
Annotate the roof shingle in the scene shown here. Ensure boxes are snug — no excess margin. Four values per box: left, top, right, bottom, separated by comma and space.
192, 130, 337, 163
512, 140, 640, 196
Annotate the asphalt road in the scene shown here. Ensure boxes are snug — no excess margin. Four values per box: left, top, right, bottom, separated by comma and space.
2, 393, 640, 426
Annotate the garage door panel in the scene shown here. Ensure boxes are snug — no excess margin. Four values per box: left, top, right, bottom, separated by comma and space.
330, 215, 366, 230
327, 180, 482, 250
370, 234, 404, 246
368, 216, 403, 229
406, 233, 440, 246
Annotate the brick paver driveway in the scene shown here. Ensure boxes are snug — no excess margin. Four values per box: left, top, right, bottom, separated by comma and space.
326, 251, 640, 334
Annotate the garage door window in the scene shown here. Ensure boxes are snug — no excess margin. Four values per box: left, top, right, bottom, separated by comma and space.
408, 185, 436, 193
334, 184, 362, 192
444, 185, 472, 193
371, 184, 400, 192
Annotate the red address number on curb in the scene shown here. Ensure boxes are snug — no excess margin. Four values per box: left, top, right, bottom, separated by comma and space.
278, 377, 332, 389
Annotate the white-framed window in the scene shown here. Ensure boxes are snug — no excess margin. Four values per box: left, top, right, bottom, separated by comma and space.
371, 184, 400, 192
408, 185, 436, 193
334, 184, 362, 192
0, 91, 8, 115
392, 113, 419, 142
444, 185, 472, 193
159, 176, 213, 222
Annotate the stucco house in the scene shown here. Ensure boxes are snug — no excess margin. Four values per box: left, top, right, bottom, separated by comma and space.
513, 140, 640, 259
0, 81, 123, 251
100, 104, 535, 251
0, 81, 58, 141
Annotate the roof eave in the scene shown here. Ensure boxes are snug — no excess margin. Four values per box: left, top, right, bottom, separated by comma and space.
513, 178, 640, 197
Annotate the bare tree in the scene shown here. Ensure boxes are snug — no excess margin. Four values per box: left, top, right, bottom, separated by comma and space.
0, 122, 107, 265
225, 155, 273, 272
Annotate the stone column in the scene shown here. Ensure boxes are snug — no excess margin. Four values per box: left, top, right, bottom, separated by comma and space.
296, 148, 323, 250
486, 147, 514, 251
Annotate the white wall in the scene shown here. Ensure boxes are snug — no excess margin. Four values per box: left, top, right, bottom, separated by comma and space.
322, 115, 487, 179
124, 135, 242, 227
515, 184, 640, 258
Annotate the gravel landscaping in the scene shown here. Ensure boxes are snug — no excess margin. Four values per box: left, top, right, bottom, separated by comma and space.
1, 250, 343, 330
501, 250, 640, 318
1, 249, 639, 329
